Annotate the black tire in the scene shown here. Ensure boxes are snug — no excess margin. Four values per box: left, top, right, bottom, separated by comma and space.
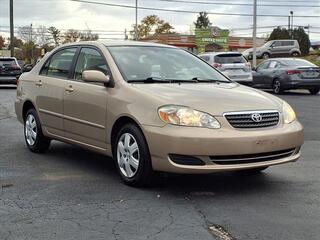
291, 52, 300, 57
262, 52, 270, 59
114, 123, 155, 187
309, 87, 320, 95
24, 108, 51, 153
273, 79, 284, 94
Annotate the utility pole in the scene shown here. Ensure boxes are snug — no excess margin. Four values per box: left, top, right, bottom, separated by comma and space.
290, 11, 294, 39
252, 0, 257, 68
135, 0, 138, 40
30, 23, 34, 64
288, 16, 291, 31
9, 0, 14, 57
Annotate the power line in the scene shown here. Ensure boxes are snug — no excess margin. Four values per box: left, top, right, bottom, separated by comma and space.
155, 0, 320, 8
70, 0, 320, 18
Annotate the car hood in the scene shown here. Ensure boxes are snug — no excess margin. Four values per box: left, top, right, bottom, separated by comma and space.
132, 83, 283, 116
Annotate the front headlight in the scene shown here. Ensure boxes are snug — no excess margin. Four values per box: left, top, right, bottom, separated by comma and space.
283, 101, 296, 124
158, 105, 221, 129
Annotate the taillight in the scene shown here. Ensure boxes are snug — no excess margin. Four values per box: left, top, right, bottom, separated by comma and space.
287, 70, 301, 75
213, 63, 222, 68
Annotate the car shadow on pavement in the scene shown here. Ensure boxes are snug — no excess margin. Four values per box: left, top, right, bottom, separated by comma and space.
45, 141, 284, 196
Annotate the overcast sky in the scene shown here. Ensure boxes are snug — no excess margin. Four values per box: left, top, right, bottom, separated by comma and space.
0, 0, 319, 41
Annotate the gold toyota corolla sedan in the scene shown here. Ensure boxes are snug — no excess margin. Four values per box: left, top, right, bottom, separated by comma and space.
15, 41, 304, 186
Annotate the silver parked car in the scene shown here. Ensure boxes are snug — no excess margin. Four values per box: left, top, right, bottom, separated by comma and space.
199, 52, 253, 85
252, 58, 320, 94
243, 39, 301, 60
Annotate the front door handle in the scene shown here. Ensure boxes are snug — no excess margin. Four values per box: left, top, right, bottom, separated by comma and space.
65, 85, 74, 93
35, 80, 42, 87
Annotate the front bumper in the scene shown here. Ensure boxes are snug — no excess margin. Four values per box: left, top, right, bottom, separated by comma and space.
143, 119, 304, 173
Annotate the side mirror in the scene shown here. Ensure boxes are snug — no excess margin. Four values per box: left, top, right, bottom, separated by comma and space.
23, 65, 33, 72
82, 70, 111, 84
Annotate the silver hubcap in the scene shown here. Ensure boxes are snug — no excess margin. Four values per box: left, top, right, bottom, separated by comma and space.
274, 81, 281, 93
117, 133, 140, 178
25, 114, 37, 146
263, 54, 269, 59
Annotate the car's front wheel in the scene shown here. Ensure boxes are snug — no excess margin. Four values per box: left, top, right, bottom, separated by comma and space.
262, 53, 270, 59
273, 79, 283, 94
24, 109, 51, 153
114, 123, 155, 187
309, 87, 320, 95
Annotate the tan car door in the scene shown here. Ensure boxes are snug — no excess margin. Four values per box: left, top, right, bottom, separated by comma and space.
36, 47, 78, 136
63, 47, 108, 149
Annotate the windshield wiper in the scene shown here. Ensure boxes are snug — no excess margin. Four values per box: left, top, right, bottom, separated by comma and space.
191, 77, 231, 83
127, 77, 171, 83
127, 77, 198, 84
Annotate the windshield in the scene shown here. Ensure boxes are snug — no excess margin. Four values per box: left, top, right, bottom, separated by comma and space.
214, 54, 247, 64
107, 46, 230, 83
262, 41, 273, 48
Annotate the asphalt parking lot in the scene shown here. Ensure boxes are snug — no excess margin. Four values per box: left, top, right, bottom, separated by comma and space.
0, 86, 319, 240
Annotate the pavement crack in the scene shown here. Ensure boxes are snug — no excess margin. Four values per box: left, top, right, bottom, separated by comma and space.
189, 197, 236, 240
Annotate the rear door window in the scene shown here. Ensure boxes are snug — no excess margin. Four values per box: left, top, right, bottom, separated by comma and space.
214, 54, 247, 64
45, 48, 77, 79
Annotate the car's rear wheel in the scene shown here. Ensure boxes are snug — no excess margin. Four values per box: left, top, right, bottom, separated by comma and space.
273, 79, 283, 94
114, 123, 155, 187
24, 109, 51, 153
262, 53, 270, 59
309, 87, 320, 95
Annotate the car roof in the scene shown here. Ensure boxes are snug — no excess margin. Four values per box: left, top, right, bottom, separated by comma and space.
267, 58, 309, 62
199, 51, 242, 56
60, 40, 176, 48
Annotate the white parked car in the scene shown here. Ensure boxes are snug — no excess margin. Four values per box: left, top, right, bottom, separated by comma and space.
199, 52, 253, 85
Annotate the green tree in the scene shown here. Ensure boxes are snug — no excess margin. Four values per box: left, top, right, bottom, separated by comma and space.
194, 12, 211, 29
48, 26, 61, 46
268, 27, 290, 40
130, 15, 174, 39
0, 35, 5, 49
292, 27, 310, 55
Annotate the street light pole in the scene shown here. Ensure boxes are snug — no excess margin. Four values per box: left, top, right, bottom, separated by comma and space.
9, 0, 14, 57
135, 0, 138, 40
252, 0, 257, 68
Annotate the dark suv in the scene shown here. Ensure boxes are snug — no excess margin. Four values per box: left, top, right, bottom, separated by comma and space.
0, 57, 22, 85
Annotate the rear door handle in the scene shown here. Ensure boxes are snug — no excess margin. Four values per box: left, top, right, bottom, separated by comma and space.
35, 80, 42, 87
65, 85, 74, 93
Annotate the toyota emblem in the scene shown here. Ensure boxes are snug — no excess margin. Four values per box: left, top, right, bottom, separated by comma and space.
251, 113, 262, 122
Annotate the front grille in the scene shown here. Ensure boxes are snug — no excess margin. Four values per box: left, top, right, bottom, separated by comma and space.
225, 111, 280, 129
210, 148, 296, 165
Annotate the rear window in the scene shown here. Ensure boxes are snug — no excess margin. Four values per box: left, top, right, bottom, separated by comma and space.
281, 59, 316, 67
214, 54, 247, 64
0, 59, 16, 66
